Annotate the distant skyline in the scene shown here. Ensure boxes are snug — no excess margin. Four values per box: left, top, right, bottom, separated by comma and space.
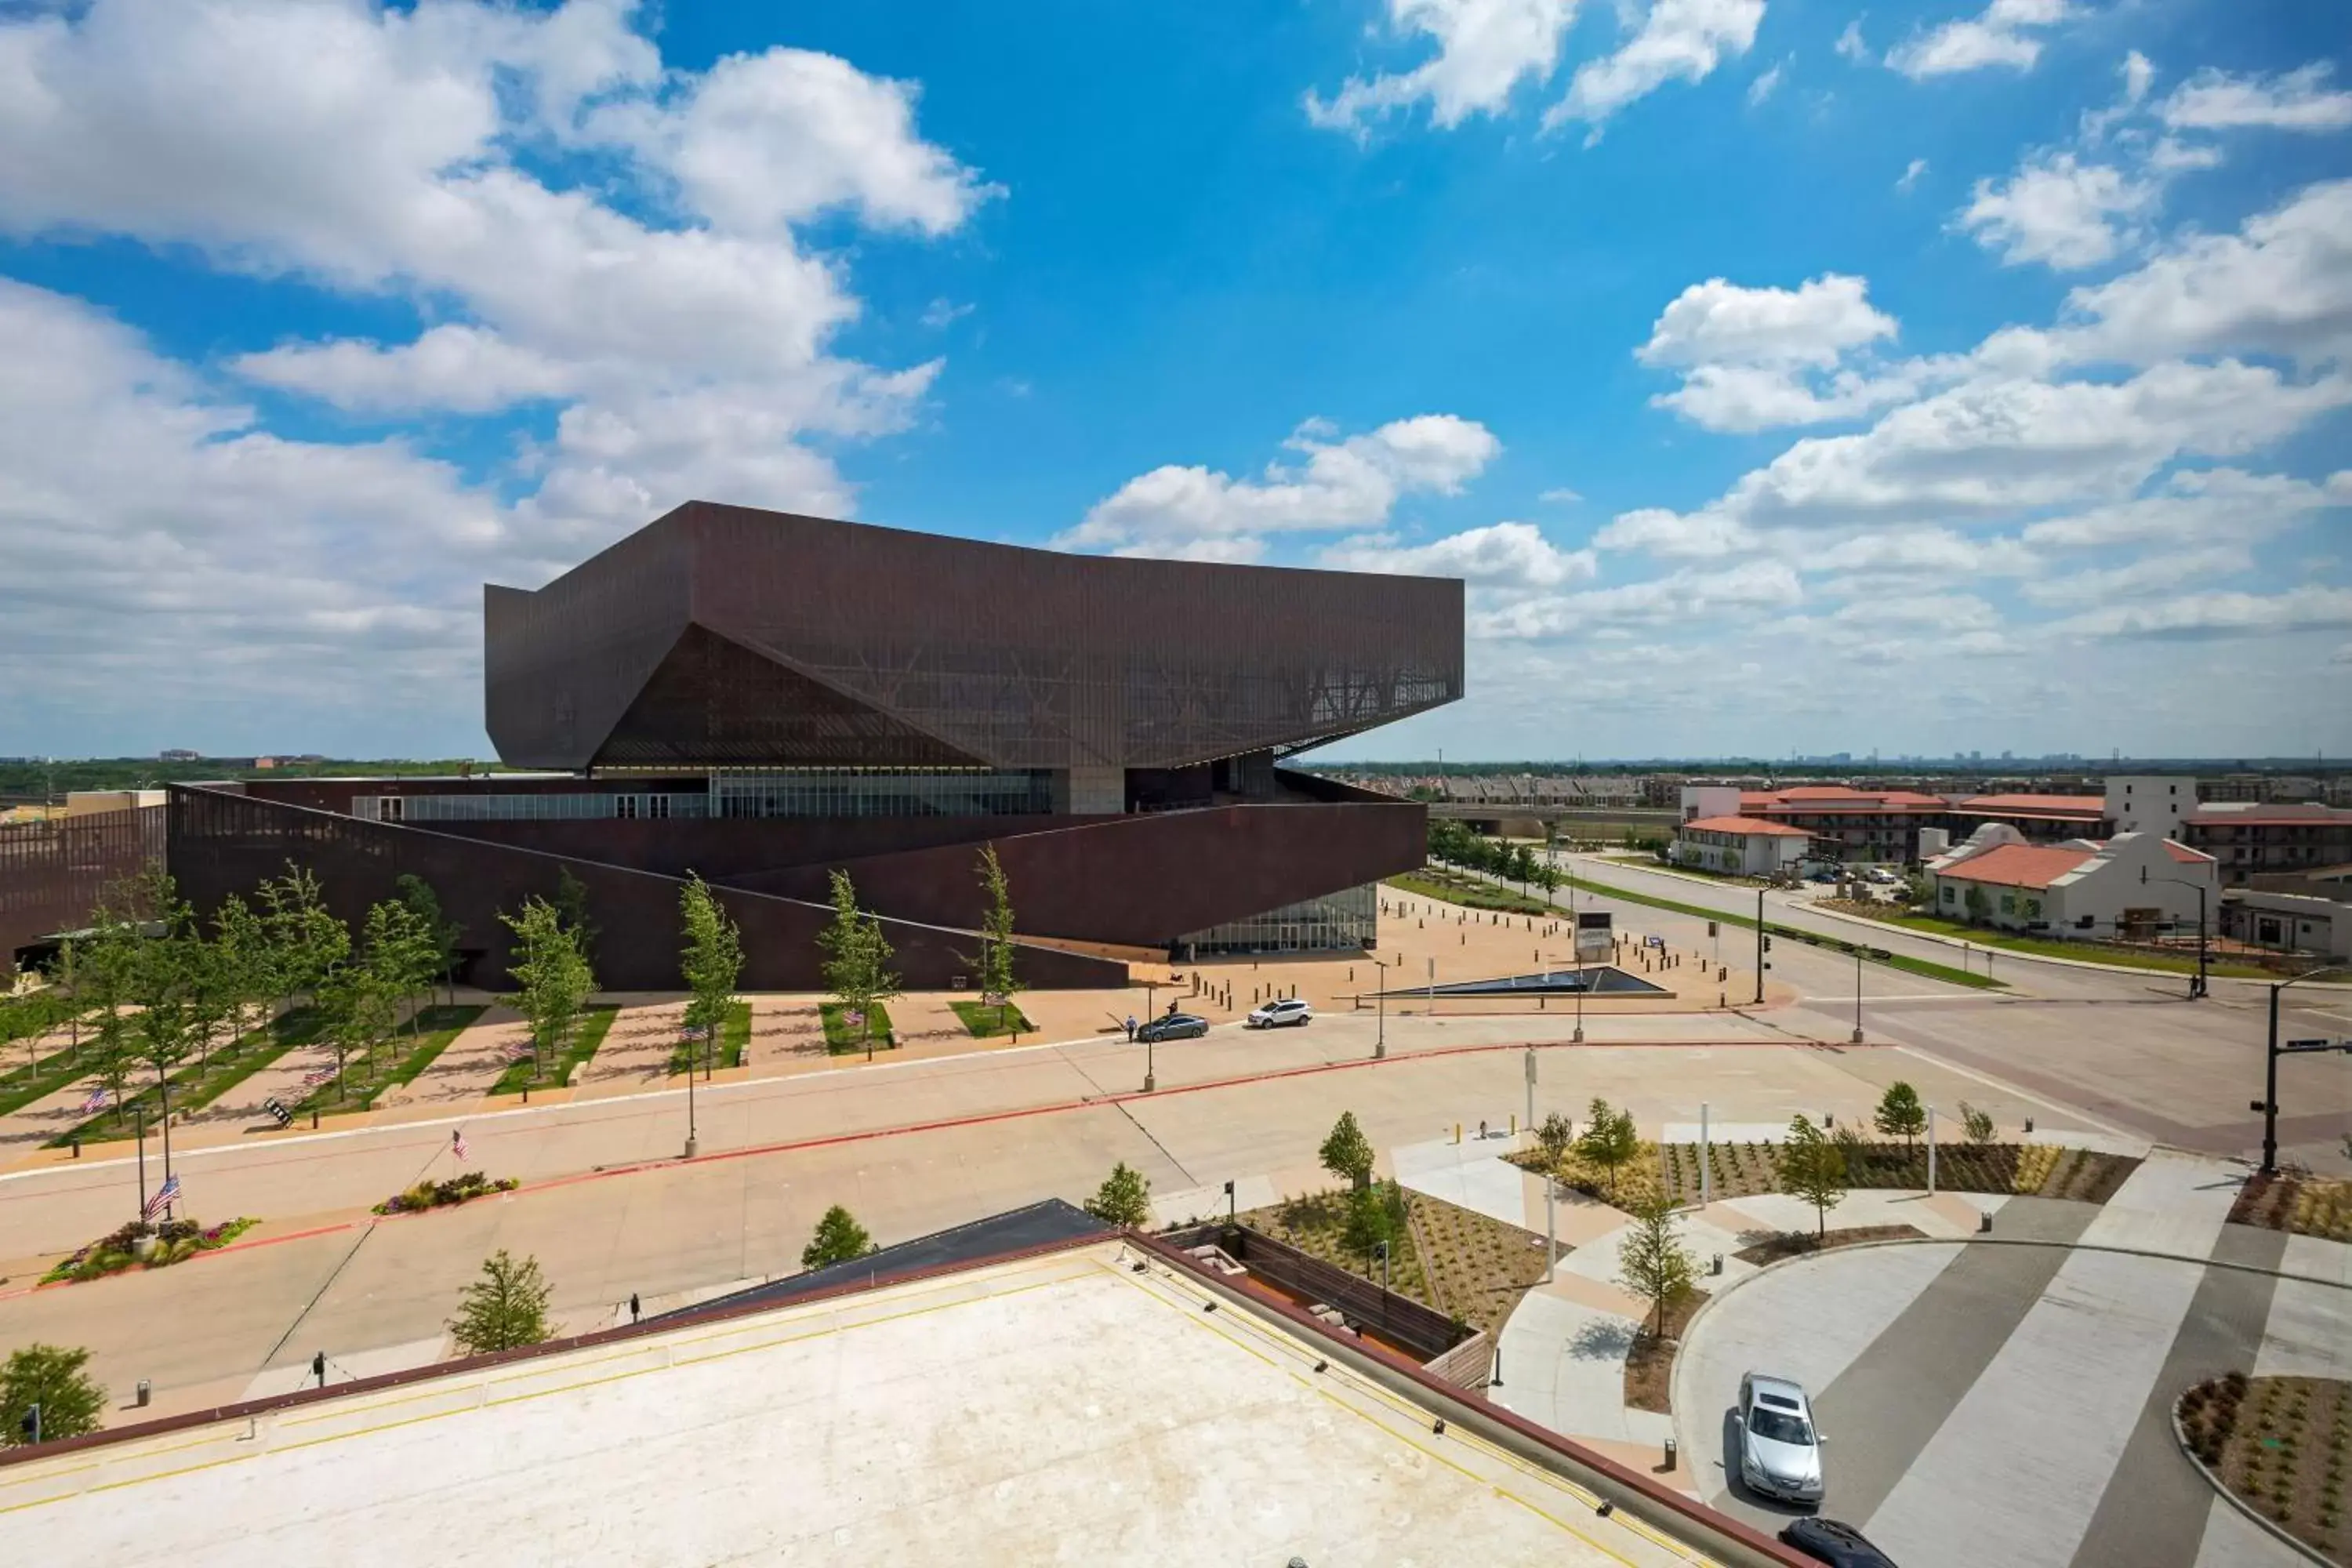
1, 1, 2347, 760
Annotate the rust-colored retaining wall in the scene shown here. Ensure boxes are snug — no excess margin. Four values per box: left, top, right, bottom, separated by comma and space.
0, 806, 165, 962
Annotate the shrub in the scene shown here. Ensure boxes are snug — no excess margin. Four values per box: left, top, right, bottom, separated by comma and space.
2, 1345, 107, 1446
374, 1171, 519, 1215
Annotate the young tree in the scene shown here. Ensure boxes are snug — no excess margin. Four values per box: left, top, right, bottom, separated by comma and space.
316, 963, 397, 1099
358, 896, 438, 1040
1084, 1161, 1153, 1229
677, 874, 743, 1080
1873, 1081, 1928, 1153
448, 1250, 554, 1356
1960, 1101, 1996, 1145
817, 872, 898, 1059
1781, 1114, 1848, 1239
256, 862, 350, 1016
1343, 1181, 1396, 1261
553, 868, 598, 970
0, 1344, 107, 1446
802, 1205, 876, 1269
1962, 883, 1990, 925
395, 874, 463, 1007
1616, 1191, 1698, 1339
971, 844, 1024, 1035
1536, 1110, 1577, 1168
1576, 1097, 1640, 1203
1319, 1110, 1376, 1191
502, 896, 596, 1082
1510, 844, 1538, 892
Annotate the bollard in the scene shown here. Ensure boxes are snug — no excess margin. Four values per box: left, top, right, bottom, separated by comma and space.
1664, 1436, 1678, 1471
1711, 1253, 1723, 1276
1454, 1123, 1461, 1145
69, 1134, 79, 1160
1979, 1210, 1994, 1233
136, 1379, 151, 1407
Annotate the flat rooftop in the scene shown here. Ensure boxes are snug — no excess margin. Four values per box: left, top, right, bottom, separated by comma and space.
0, 1242, 1727, 1566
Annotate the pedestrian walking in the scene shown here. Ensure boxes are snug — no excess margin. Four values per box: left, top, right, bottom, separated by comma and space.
1124, 1014, 1137, 1042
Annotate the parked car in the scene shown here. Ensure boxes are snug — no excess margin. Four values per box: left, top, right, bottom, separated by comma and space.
1737, 1371, 1825, 1504
1137, 1012, 1210, 1043
1780, 1516, 1897, 1566
1247, 997, 1313, 1029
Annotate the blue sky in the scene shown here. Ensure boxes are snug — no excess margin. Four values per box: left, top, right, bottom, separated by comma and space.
1, 0, 2347, 763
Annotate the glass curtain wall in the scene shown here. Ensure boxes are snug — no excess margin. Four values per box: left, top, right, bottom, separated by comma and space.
1174, 884, 1377, 957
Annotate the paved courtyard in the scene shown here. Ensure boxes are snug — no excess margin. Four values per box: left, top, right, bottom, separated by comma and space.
1672, 1150, 2352, 1568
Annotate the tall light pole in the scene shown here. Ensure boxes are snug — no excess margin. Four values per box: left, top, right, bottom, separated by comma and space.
1851, 948, 1865, 1044
1753, 886, 1766, 1006
2258, 963, 2351, 1174
1370, 956, 1388, 1060
2140, 865, 2211, 1000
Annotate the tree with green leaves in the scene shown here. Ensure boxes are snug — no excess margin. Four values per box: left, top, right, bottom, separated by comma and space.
396, 874, 463, 1007
554, 867, 598, 970
1616, 1191, 1697, 1338
1319, 1109, 1376, 1191
1960, 1101, 1996, 1145
502, 895, 596, 1082
1536, 1110, 1577, 1168
1781, 1114, 1848, 1239
1962, 883, 1990, 925
1084, 1161, 1152, 1229
678, 874, 743, 1082
256, 862, 350, 1016
448, 1250, 554, 1356
817, 871, 899, 1060
971, 844, 1023, 1036
1576, 1097, 1640, 1203
1, 1344, 107, 1446
1873, 1081, 1927, 1153
359, 895, 440, 1040
801, 1204, 876, 1269
316, 961, 397, 1100
0, 987, 64, 1075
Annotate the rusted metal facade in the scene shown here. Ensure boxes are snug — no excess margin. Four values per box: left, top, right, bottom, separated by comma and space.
163, 503, 1459, 987
1, 807, 166, 965
486, 501, 1463, 773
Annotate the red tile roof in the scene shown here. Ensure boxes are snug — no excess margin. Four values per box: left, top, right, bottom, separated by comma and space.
2165, 841, 2216, 864
1933, 844, 2097, 889
1681, 815, 1812, 837
1955, 793, 2107, 817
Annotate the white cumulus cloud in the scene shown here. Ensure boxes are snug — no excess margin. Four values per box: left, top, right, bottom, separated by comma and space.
1958, 151, 2159, 270
1323, 521, 1597, 586
1546, 0, 1766, 136
1886, 0, 2069, 80
1305, 0, 1580, 132
2161, 63, 2352, 133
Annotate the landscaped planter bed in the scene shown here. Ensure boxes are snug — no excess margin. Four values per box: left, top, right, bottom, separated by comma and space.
2177, 1372, 2349, 1563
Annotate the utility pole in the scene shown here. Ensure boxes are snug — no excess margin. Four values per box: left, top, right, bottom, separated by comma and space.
2259, 964, 2351, 1174
1852, 949, 1865, 1044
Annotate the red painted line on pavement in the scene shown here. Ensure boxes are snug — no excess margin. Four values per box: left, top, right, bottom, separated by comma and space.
5, 1031, 1872, 1290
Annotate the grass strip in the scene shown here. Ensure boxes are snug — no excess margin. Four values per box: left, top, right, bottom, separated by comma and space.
949, 998, 1033, 1039
820, 1001, 896, 1055
1815, 902, 2274, 980
294, 1004, 488, 1115
666, 1000, 752, 1074
49, 1007, 325, 1146
0, 1033, 99, 1118
1386, 869, 1554, 916
487, 1004, 619, 1095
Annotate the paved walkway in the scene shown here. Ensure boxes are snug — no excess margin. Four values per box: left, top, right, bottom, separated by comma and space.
1671, 1150, 2350, 1568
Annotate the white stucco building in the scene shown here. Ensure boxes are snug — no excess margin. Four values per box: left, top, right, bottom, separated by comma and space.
1928, 825, 2218, 937
1671, 815, 1811, 876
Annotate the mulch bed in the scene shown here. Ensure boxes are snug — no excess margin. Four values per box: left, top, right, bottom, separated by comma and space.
2230, 1172, 2352, 1245
1733, 1223, 1927, 1266
1236, 1188, 1566, 1341
1623, 1287, 1709, 1414
1518, 1142, 2140, 1208
2178, 1372, 2350, 1563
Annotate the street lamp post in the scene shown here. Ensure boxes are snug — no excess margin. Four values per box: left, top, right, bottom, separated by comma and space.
2140, 866, 2211, 1000
1851, 949, 1865, 1044
2258, 963, 2352, 1174
1370, 956, 1388, 1059
1753, 887, 1766, 1006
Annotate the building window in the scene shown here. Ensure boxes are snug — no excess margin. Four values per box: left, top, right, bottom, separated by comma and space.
379, 796, 405, 822
1177, 884, 1377, 957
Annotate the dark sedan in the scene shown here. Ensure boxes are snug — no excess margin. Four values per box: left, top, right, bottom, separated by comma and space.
1137, 1012, 1210, 1043
1780, 1517, 1898, 1567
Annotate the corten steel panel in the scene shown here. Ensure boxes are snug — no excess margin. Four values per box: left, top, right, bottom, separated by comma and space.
165, 788, 1124, 993
0, 807, 166, 961
485, 501, 1464, 772
723, 800, 1429, 948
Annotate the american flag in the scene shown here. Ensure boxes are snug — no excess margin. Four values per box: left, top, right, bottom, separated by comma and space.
80, 1087, 107, 1113
452, 1131, 470, 1163
301, 1069, 332, 1085
143, 1173, 182, 1221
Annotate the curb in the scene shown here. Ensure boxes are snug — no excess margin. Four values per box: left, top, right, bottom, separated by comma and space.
1795, 900, 2338, 989
2170, 1403, 2335, 1567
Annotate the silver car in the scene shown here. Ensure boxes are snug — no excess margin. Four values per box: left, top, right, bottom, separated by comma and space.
1737, 1372, 1826, 1504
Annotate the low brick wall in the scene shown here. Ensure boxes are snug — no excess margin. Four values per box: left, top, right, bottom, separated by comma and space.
1167, 1223, 1464, 1361
1421, 1330, 1494, 1391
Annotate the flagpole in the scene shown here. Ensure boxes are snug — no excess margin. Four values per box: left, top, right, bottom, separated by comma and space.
135, 1102, 147, 1221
